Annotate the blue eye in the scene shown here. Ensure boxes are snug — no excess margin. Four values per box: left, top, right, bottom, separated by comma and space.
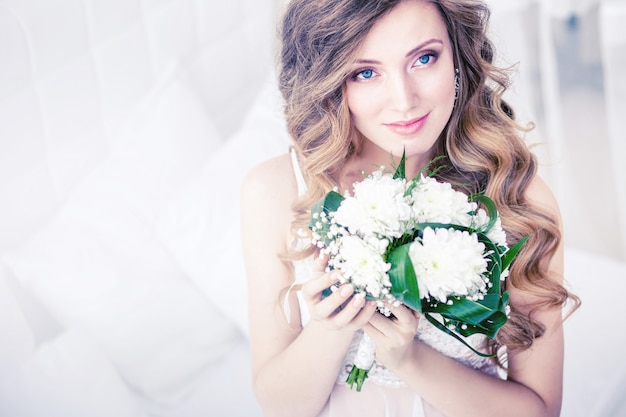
414, 52, 438, 67
418, 54, 432, 65
358, 69, 374, 79
349, 68, 377, 82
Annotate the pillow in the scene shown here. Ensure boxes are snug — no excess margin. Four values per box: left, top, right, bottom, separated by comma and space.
0, 328, 143, 417
1, 66, 239, 406
107, 65, 225, 221
156, 73, 291, 336
174, 335, 263, 417
0, 266, 36, 374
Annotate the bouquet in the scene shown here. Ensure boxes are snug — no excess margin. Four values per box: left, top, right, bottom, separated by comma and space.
309, 154, 528, 391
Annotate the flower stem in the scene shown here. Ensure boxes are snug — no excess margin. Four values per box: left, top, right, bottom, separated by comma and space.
346, 365, 369, 392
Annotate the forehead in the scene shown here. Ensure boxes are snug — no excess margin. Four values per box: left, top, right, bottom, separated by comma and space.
356, 1, 449, 57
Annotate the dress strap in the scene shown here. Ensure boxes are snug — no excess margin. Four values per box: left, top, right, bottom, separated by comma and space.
290, 146, 307, 197
286, 146, 312, 327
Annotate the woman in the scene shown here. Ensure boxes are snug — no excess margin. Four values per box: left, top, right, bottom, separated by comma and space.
241, 1, 579, 416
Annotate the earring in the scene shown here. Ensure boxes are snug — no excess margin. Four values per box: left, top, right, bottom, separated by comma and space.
454, 68, 460, 100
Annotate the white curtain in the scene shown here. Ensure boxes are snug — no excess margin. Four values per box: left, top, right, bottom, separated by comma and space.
488, 0, 626, 262
599, 1, 626, 260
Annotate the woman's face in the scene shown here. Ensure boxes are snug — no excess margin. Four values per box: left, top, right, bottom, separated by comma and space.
345, 0, 456, 168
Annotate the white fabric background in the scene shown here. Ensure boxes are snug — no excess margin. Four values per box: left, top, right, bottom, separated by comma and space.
0, 0, 624, 415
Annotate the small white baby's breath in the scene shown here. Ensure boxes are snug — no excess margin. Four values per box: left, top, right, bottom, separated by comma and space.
472, 208, 508, 248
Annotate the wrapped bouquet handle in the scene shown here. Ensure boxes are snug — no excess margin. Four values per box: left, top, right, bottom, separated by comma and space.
345, 333, 376, 391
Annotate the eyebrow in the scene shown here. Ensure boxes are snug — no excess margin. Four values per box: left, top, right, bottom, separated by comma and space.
354, 38, 444, 65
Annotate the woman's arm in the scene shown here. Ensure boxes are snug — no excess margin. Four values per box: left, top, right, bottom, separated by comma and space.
365, 175, 566, 417
241, 154, 376, 417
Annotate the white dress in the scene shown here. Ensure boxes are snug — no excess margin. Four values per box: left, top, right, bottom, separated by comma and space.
286, 149, 504, 417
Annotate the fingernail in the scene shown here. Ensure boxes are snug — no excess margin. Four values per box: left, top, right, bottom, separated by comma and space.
352, 294, 365, 307
330, 272, 340, 283
340, 285, 353, 297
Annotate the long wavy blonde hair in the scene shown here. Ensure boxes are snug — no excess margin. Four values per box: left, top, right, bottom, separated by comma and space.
278, 0, 579, 355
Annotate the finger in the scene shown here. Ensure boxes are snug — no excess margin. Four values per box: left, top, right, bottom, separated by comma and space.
386, 303, 417, 323
300, 270, 340, 301
363, 321, 385, 342
346, 298, 378, 325
313, 283, 354, 318
331, 295, 378, 329
368, 306, 419, 336
367, 311, 391, 331
311, 252, 329, 274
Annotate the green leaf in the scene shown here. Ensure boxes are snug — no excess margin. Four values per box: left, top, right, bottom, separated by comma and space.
309, 191, 345, 247
430, 295, 508, 338
313, 190, 344, 216
501, 235, 529, 271
420, 154, 447, 178
393, 149, 406, 180
422, 314, 497, 357
387, 243, 422, 312
309, 191, 344, 228
471, 194, 498, 233
475, 232, 503, 295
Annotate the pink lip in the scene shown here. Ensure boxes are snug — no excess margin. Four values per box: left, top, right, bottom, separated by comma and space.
384, 114, 428, 135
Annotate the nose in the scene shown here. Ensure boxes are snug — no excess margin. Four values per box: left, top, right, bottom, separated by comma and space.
386, 72, 418, 113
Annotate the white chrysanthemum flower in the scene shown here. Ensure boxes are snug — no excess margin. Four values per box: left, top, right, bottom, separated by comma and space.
408, 227, 488, 303
472, 208, 508, 248
334, 170, 412, 238
331, 235, 391, 298
410, 175, 476, 225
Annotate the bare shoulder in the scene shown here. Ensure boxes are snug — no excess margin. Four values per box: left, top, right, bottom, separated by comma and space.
241, 153, 297, 201
524, 174, 561, 220
240, 152, 298, 250
241, 153, 300, 222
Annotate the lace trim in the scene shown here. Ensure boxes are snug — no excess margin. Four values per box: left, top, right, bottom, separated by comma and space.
336, 319, 501, 388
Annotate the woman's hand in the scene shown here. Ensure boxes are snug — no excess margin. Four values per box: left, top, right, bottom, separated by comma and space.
364, 303, 421, 371
300, 255, 377, 332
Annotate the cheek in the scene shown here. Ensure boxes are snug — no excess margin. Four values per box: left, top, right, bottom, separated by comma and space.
346, 86, 380, 120
423, 73, 456, 105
